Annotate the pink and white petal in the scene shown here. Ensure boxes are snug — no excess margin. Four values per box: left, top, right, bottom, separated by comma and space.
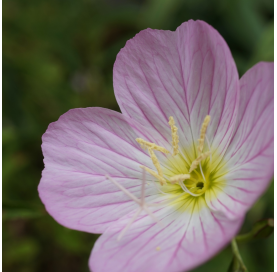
206, 62, 274, 218
114, 20, 239, 163
89, 197, 243, 272
39, 107, 161, 233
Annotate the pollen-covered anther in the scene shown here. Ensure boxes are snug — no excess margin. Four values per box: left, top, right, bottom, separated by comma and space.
168, 116, 179, 156
148, 148, 164, 177
169, 174, 190, 184
197, 115, 210, 153
136, 138, 169, 154
189, 151, 211, 173
140, 166, 166, 186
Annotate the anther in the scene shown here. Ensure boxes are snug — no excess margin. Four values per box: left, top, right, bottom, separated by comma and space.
168, 116, 179, 156
136, 138, 169, 154
140, 166, 166, 186
147, 148, 164, 178
198, 115, 210, 153
189, 151, 211, 173
169, 174, 190, 184
205, 135, 212, 163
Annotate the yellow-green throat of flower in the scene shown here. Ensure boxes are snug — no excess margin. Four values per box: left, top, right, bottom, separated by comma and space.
136, 115, 213, 198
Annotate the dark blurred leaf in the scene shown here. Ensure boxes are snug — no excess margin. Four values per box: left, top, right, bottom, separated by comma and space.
251, 21, 274, 64
2, 208, 44, 220
3, 238, 39, 267
253, 219, 274, 239
236, 218, 274, 243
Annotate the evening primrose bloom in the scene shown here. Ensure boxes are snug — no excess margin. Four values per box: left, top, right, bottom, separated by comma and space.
38, 20, 273, 272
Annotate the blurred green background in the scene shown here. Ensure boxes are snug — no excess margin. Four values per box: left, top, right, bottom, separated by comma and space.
2, 0, 274, 271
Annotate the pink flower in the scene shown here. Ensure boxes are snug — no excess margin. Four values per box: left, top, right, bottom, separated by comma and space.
38, 20, 273, 272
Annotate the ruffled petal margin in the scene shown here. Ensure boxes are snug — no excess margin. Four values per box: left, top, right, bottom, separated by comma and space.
39, 107, 162, 233
205, 62, 274, 219
90, 196, 243, 272
114, 20, 239, 163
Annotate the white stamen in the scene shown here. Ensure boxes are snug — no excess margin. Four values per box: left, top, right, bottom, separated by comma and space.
106, 175, 140, 204
141, 169, 146, 204
117, 208, 141, 241
178, 181, 202, 197
106, 170, 160, 240
143, 205, 160, 225
199, 163, 206, 181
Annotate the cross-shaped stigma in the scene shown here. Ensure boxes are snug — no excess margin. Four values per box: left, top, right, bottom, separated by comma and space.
106, 169, 159, 241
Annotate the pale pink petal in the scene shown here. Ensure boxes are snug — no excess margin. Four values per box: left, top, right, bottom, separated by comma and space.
114, 20, 239, 163
206, 62, 274, 219
89, 196, 243, 272
39, 107, 161, 233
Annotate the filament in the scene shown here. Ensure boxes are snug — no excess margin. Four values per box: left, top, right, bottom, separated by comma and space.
118, 208, 141, 241
178, 181, 202, 197
199, 163, 206, 181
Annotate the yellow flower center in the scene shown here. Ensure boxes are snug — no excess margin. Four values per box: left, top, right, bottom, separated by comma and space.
107, 116, 228, 239
136, 115, 225, 202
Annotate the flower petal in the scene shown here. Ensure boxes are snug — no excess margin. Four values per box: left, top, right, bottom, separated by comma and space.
206, 62, 274, 218
39, 107, 161, 233
114, 20, 239, 162
90, 196, 242, 272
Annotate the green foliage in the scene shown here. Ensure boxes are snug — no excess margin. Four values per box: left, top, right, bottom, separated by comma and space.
3, 0, 273, 271
236, 218, 274, 243
228, 239, 247, 272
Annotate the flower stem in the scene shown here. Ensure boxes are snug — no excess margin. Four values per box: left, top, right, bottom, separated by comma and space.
235, 232, 253, 244
229, 219, 273, 271
230, 239, 248, 272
